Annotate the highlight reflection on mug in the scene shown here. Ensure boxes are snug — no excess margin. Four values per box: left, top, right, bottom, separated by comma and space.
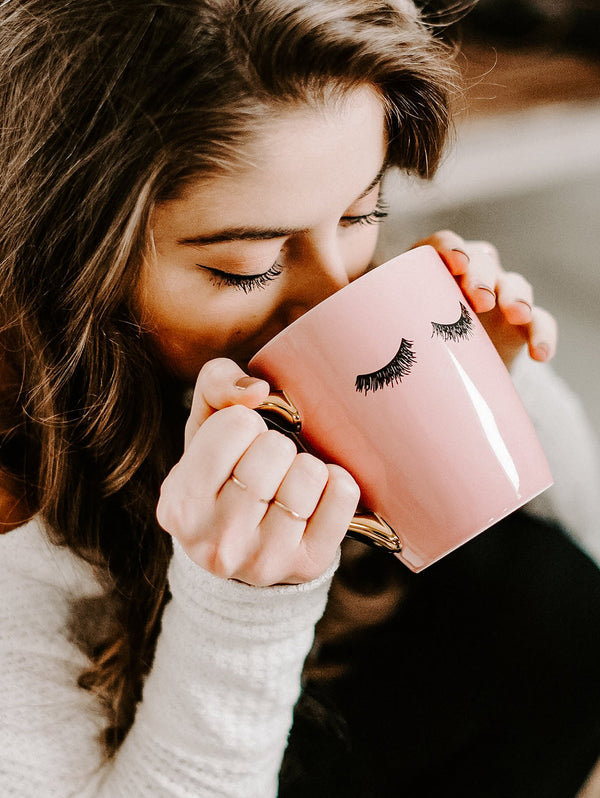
355, 302, 474, 395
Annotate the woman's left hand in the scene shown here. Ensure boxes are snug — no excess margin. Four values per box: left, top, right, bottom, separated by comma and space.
413, 230, 558, 371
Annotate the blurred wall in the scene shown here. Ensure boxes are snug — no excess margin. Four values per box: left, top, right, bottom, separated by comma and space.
378, 26, 600, 439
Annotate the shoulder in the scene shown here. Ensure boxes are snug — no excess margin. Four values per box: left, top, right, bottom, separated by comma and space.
0, 514, 103, 600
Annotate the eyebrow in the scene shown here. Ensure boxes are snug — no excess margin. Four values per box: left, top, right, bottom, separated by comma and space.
177, 164, 387, 248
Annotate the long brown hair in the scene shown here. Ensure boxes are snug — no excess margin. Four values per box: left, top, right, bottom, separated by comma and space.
0, 0, 458, 754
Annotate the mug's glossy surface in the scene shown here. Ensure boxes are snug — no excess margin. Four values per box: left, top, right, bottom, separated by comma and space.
249, 246, 553, 571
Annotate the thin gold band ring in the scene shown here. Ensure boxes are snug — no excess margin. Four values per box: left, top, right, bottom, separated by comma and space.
229, 473, 270, 504
271, 498, 309, 523
228, 473, 308, 521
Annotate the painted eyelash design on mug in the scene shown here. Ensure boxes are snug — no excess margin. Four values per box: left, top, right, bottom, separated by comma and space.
355, 303, 474, 395
431, 302, 473, 342
355, 339, 417, 395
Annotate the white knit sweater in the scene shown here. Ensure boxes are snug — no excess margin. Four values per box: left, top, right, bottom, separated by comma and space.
1, 359, 598, 798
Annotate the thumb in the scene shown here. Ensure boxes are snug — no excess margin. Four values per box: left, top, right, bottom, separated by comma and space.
184, 358, 270, 449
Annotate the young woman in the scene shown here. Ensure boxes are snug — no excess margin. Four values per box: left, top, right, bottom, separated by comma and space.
1, 1, 599, 796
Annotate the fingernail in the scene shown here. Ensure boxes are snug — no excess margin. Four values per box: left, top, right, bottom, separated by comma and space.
234, 376, 264, 390
534, 343, 550, 361
451, 247, 470, 264
476, 284, 496, 298
515, 299, 533, 312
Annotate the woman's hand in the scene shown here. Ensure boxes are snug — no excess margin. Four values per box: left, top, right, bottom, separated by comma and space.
156, 358, 360, 586
413, 230, 558, 370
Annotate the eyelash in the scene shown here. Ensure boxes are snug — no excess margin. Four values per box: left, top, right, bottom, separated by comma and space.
355, 338, 417, 395
431, 302, 473, 342
355, 304, 474, 395
203, 262, 284, 293
340, 197, 389, 227
200, 196, 389, 293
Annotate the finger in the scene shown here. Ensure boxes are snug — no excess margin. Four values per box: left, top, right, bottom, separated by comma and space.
411, 229, 471, 276
157, 405, 268, 560
220, 429, 299, 514
496, 272, 534, 326
522, 305, 558, 362
271, 453, 330, 526
185, 358, 270, 448
296, 464, 361, 580
457, 242, 503, 313
168, 424, 296, 579
223, 453, 330, 587
180, 404, 268, 498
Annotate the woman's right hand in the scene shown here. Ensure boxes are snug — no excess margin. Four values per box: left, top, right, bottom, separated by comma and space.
156, 358, 360, 586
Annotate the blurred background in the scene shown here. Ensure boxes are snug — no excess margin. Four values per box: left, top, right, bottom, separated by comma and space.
376, 11, 600, 791
377, 0, 600, 439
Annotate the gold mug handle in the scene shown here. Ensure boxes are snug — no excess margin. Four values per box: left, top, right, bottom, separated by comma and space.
257, 389, 302, 433
257, 392, 402, 553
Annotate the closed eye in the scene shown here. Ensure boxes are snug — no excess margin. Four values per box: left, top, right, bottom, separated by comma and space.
340, 197, 389, 228
355, 339, 417, 395
431, 302, 473, 342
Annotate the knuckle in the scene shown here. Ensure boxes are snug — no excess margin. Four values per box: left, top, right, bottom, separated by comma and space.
296, 551, 333, 584
504, 271, 529, 286
261, 428, 298, 459
435, 229, 463, 247
206, 544, 236, 580
204, 524, 246, 578
156, 475, 179, 531
198, 357, 233, 382
542, 306, 556, 325
535, 305, 557, 331
156, 493, 191, 539
326, 464, 361, 503
190, 358, 240, 418
244, 558, 279, 588
156, 474, 211, 543
294, 452, 329, 485
155, 495, 173, 533
478, 241, 499, 259
218, 403, 266, 435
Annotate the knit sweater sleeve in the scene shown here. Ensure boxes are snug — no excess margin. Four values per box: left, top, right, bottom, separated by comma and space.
511, 353, 600, 564
0, 519, 336, 798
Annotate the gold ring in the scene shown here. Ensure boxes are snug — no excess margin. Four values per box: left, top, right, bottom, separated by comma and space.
229, 473, 248, 490
229, 473, 270, 504
271, 498, 309, 522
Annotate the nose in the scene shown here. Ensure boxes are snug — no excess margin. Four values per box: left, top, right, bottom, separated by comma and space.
281, 236, 350, 325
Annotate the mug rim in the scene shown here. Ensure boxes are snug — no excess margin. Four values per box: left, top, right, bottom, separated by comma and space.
249, 244, 438, 368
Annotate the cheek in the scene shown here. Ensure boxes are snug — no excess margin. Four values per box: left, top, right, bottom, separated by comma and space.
147, 294, 254, 348
344, 226, 380, 279
138, 274, 280, 373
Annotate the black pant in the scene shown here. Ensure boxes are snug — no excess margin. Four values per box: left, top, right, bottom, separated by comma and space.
281, 512, 600, 797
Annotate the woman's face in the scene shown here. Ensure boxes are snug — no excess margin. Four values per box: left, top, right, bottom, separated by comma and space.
136, 85, 387, 383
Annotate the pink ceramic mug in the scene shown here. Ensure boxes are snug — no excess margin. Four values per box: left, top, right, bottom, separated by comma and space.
249, 245, 553, 572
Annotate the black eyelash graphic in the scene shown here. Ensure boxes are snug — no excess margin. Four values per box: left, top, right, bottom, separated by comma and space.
431, 302, 473, 342
355, 339, 417, 395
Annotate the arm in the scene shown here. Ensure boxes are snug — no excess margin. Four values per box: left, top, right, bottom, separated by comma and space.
102, 542, 336, 797
511, 353, 600, 564
0, 518, 336, 798
2, 358, 355, 797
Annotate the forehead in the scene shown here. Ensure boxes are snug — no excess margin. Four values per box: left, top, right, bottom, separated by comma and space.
155, 85, 387, 233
